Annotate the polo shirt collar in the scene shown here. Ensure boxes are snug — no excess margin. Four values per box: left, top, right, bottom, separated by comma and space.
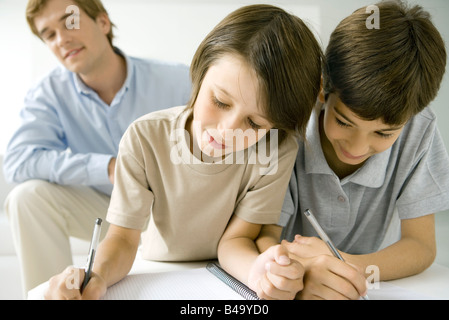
344, 147, 390, 187
304, 107, 390, 188
304, 107, 333, 176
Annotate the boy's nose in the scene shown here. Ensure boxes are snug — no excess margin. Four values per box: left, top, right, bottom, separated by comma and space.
346, 136, 369, 157
218, 115, 241, 133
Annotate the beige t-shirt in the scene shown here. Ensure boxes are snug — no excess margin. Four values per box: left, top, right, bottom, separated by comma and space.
107, 106, 299, 261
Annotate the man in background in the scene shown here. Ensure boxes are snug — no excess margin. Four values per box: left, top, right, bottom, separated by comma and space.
3, 0, 190, 296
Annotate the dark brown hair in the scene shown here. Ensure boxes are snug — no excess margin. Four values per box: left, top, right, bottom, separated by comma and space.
188, 4, 323, 143
323, 0, 446, 125
26, 0, 115, 47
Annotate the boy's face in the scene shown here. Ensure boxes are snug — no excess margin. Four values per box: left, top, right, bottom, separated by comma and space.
33, 0, 111, 75
190, 54, 273, 158
321, 93, 405, 166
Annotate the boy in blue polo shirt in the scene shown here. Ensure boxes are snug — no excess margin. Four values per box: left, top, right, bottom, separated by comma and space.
258, 0, 449, 300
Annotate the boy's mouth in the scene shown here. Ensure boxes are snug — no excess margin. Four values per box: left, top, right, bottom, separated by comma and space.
340, 146, 368, 160
207, 132, 226, 150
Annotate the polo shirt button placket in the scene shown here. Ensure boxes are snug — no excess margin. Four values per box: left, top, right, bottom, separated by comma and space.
338, 195, 346, 203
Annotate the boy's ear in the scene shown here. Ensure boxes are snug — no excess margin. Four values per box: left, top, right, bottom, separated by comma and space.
318, 76, 325, 103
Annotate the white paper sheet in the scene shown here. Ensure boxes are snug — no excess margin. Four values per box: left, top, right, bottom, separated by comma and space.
103, 268, 244, 300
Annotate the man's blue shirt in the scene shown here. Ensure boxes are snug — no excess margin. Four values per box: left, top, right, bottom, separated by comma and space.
3, 49, 191, 195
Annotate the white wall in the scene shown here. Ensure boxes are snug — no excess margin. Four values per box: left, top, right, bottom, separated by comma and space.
0, 0, 448, 155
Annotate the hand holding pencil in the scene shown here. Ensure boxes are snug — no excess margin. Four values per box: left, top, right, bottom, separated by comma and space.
281, 209, 369, 300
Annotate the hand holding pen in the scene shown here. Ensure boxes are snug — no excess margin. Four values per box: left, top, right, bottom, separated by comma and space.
303, 209, 369, 300
81, 218, 102, 294
44, 218, 105, 300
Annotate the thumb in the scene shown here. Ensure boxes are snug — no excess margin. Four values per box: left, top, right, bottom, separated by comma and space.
81, 272, 107, 300
294, 234, 308, 244
273, 244, 291, 266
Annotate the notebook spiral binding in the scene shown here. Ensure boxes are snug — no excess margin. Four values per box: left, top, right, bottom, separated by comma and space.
206, 262, 260, 300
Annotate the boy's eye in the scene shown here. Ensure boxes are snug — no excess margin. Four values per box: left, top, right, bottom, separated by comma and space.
212, 96, 230, 109
335, 118, 350, 128
248, 118, 261, 130
212, 95, 262, 130
336, 116, 395, 139
376, 132, 394, 139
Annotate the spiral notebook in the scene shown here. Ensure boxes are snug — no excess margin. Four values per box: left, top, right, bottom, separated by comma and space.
206, 262, 259, 300
102, 262, 259, 300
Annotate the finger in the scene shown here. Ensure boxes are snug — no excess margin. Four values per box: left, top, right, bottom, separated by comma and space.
257, 273, 298, 300
46, 266, 83, 300
330, 260, 367, 298
64, 266, 85, 300
256, 259, 304, 300
294, 235, 320, 245
272, 244, 291, 266
324, 274, 361, 300
314, 256, 365, 299
280, 239, 293, 252
81, 274, 106, 300
266, 259, 304, 281
297, 291, 325, 300
298, 258, 355, 300
300, 281, 350, 300
266, 270, 304, 296
281, 238, 319, 258
281, 239, 300, 255
346, 262, 369, 296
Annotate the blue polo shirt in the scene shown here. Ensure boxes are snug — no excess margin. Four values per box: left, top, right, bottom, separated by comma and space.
3, 49, 191, 195
280, 107, 449, 254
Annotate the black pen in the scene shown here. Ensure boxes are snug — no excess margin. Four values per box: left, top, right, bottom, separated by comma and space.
81, 218, 102, 293
303, 209, 369, 300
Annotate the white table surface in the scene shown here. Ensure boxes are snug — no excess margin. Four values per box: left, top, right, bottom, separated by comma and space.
28, 256, 449, 299
386, 263, 449, 299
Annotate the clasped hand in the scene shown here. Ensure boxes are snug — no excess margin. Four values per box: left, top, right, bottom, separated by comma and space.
248, 244, 304, 300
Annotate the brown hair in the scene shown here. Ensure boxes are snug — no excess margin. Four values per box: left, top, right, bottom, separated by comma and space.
26, 0, 115, 47
323, 0, 446, 125
188, 4, 323, 143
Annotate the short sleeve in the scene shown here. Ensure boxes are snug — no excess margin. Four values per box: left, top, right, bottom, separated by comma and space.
106, 124, 155, 230
396, 127, 449, 219
234, 136, 299, 225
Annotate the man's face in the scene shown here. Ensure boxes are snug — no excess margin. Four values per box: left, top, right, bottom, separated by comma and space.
33, 0, 111, 75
